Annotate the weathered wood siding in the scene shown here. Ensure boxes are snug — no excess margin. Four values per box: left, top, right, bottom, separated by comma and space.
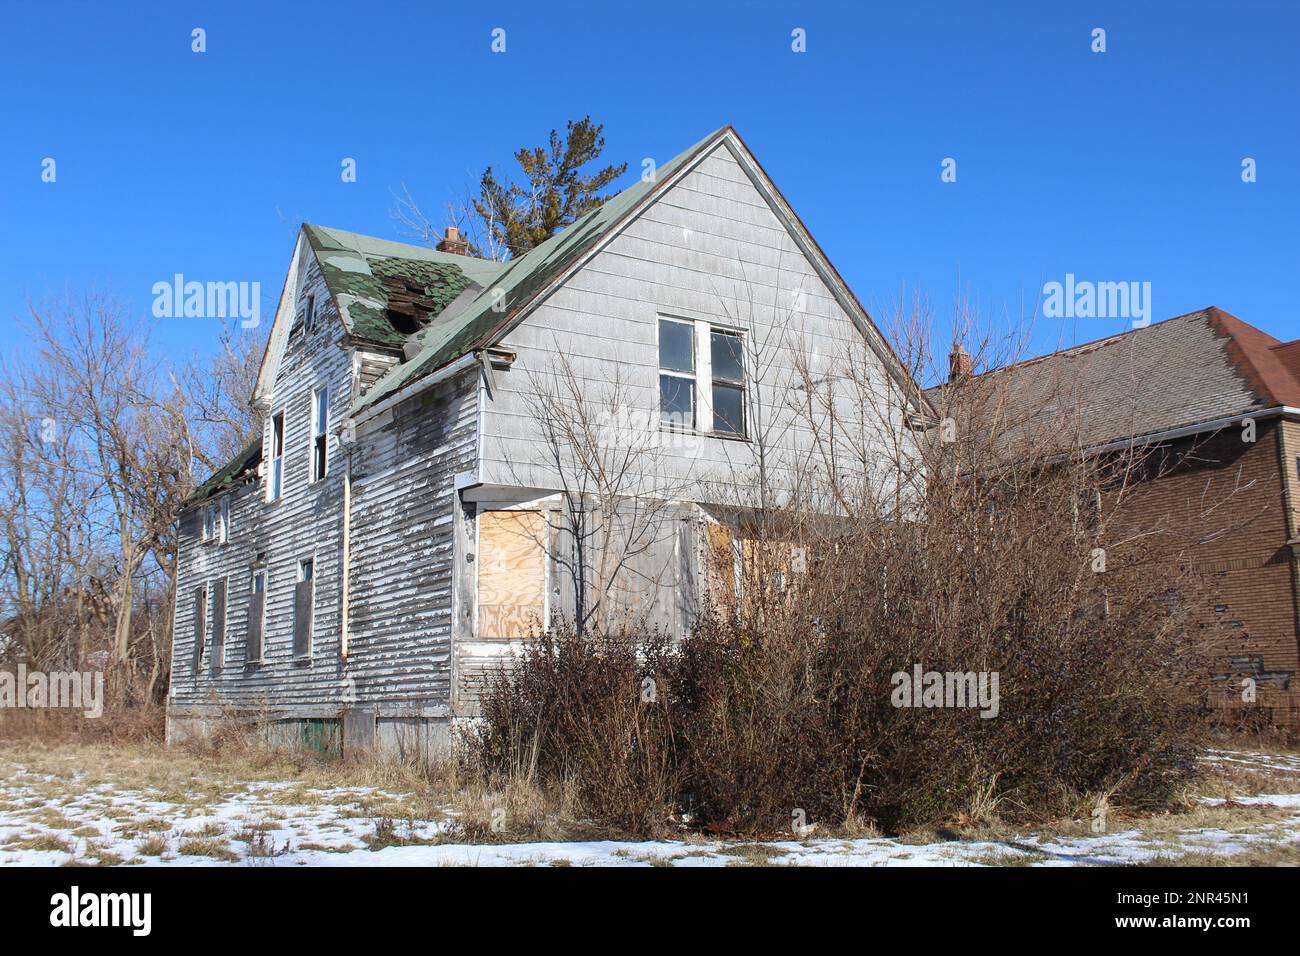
347, 368, 479, 710
477, 139, 914, 502
171, 244, 479, 720
171, 246, 352, 712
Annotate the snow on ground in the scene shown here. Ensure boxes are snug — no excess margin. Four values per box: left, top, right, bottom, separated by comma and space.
1201, 748, 1300, 776
1, 753, 1298, 867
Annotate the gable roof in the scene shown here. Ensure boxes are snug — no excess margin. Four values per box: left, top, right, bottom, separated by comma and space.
349, 126, 929, 420
936, 308, 1300, 453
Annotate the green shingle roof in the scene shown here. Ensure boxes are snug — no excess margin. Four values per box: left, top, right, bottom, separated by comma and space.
352, 126, 731, 412
303, 224, 508, 349
186, 438, 262, 507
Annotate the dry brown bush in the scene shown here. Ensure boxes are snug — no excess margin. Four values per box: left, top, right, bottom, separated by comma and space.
466, 303, 1214, 837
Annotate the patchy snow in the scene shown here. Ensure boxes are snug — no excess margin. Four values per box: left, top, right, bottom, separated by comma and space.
1, 761, 1298, 867
1201, 748, 1300, 776
1202, 793, 1300, 808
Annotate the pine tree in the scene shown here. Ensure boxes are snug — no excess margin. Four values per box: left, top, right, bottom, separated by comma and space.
470, 116, 627, 259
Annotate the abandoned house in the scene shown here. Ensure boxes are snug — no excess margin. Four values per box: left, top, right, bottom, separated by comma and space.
940, 308, 1300, 728
166, 126, 924, 757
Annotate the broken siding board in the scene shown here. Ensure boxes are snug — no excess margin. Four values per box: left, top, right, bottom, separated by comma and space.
356, 350, 401, 394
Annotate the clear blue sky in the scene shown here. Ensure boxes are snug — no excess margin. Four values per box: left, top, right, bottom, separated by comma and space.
2, 0, 1296, 369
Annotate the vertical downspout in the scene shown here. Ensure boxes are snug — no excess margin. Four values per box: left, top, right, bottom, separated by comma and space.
341, 450, 352, 661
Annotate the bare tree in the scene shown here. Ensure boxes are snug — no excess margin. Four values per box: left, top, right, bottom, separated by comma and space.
28, 293, 188, 672
175, 317, 267, 474
512, 350, 693, 636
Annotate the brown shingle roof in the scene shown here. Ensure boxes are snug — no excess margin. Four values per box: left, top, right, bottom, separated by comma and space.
930, 308, 1300, 452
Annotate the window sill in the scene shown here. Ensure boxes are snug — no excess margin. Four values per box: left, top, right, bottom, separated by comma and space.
658, 425, 750, 444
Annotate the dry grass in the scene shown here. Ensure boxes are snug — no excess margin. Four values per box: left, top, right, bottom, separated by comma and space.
1142, 843, 1300, 866
178, 837, 238, 861
1, 731, 1297, 866
5, 833, 72, 853
135, 835, 168, 856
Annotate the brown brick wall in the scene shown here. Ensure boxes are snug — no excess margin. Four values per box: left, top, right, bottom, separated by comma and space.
1109, 417, 1300, 727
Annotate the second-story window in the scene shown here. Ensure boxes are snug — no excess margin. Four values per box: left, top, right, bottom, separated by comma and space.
657, 316, 748, 438
310, 388, 329, 483
658, 317, 695, 430
710, 329, 746, 437
270, 411, 285, 501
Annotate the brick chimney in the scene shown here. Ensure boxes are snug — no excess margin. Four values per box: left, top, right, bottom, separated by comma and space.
436, 225, 469, 256
948, 342, 973, 382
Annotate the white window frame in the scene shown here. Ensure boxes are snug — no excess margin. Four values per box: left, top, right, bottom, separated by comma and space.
309, 387, 329, 484
218, 496, 230, 544
303, 294, 316, 334
200, 504, 213, 542
269, 411, 285, 502
708, 326, 746, 438
657, 316, 697, 431
657, 314, 748, 439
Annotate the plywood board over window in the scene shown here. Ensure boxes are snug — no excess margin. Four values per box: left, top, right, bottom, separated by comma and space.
705, 520, 806, 617
477, 510, 546, 639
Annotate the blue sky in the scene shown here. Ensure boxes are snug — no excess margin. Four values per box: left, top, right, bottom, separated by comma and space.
2, 0, 1296, 370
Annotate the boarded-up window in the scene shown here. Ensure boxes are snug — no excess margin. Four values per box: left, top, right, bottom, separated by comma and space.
210, 578, 227, 671
705, 521, 804, 617
477, 511, 546, 639
294, 559, 314, 658
192, 587, 206, 673
247, 569, 266, 662
706, 523, 740, 609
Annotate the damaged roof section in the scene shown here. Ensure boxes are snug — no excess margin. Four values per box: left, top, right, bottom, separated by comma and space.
302, 224, 507, 350
186, 438, 262, 506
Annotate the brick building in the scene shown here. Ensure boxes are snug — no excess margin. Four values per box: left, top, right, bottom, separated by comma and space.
954, 308, 1300, 728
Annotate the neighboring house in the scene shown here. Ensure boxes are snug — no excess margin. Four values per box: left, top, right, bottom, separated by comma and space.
943, 308, 1300, 728
167, 126, 923, 758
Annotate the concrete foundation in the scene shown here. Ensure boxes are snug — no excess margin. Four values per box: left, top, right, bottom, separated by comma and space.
166, 704, 455, 764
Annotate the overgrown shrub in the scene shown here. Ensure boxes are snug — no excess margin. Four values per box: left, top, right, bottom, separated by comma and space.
466, 309, 1219, 837
466, 408, 1209, 837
